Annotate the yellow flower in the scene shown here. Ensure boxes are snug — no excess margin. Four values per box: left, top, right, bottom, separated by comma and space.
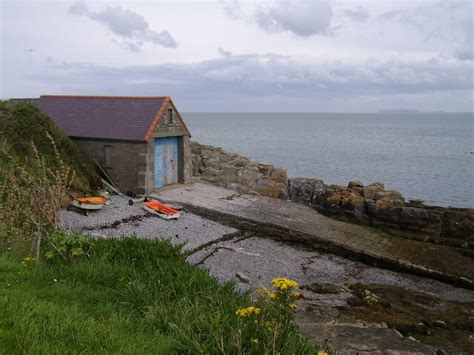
21, 256, 35, 267
250, 338, 259, 345
235, 306, 261, 318
289, 303, 297, 310
271, 278, 299, 291
257, 287, 277, 300
292, 291, 299, 298
317, 352, 328, 355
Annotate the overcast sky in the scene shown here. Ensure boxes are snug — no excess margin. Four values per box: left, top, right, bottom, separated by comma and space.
1, 0, 473, 112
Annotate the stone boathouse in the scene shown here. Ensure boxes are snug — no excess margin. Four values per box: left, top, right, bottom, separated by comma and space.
36, 95, 192, 194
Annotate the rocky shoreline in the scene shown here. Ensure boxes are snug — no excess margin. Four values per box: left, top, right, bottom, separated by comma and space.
61, 193, 474, 354
288, 178, 474, 249
191, 141, 473, 249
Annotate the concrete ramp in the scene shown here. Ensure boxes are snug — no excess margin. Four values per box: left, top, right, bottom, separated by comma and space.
154, 183, 474, 289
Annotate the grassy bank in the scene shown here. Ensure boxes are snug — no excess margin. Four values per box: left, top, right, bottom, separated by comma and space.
0, 103, 100, 253
0, 237, 319, 354
0, 103, 98, 190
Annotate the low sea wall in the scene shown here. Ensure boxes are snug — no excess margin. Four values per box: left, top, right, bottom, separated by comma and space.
191, 141, 473, 248
288, 178, 474, 248
191, 141, 288, 198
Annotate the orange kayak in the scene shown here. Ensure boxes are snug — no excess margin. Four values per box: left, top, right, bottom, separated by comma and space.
76, 197, 107, 205
143, 201, 181, 220
69, 196, 107, 216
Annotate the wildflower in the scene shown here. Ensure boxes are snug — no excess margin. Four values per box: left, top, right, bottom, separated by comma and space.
53, 279, 58, 282
317, 351, 328, 355
250, 338, 259, 345
21, 256, 35, 267
289, 303, 297, 311
292, 291, 299, 298
257, 287, 277, 300
45, 251, 55, 260
265, 321, 273, 332
272, 278, 299, 291
235, 306, 261, 318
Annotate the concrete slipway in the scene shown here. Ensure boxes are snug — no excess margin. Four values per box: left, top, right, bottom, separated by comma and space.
61, 183, 474, 354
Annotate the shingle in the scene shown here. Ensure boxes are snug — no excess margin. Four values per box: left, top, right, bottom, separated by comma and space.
36, 95, 168, 141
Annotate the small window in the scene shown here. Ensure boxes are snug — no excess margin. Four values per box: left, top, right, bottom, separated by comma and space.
167, 108, 173, 124
104, 145, 112, 167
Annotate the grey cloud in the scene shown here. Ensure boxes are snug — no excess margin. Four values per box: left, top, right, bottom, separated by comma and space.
454, 47, 473, 61
343, 7, 369, 23
377, 9, 404, 21
453, 10, 473, 61
223, 0, 244, 20
256, 1, 333, 36
7, 50, 470, 111
218, 47, 232, 57
378, 2, 473, 61
224, 0, 333, 37
68, 0, 178, 50
34, 52, 472, 99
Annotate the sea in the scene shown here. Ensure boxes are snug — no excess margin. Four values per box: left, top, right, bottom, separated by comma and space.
184, 112, 473, 209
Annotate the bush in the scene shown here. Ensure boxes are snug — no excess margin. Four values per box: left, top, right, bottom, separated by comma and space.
0, 103, 98, 190
234, 278, 330, 354
0, 133, 74, 255
44, 230, 93, 263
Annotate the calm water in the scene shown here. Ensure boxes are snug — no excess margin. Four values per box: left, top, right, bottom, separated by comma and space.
184, 112, 474, 208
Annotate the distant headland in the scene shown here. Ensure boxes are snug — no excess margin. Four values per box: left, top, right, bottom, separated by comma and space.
378, 109, 472, 114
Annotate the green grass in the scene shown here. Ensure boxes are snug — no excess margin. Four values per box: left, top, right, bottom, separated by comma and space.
0, 237, 317, 354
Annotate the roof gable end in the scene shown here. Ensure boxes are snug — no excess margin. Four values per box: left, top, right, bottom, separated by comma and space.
144, 98, 191, 141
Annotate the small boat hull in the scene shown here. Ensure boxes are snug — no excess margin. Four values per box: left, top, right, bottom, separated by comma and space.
76, 197, 107, 206
143, 201, 181, 220
68, 197, 106, 216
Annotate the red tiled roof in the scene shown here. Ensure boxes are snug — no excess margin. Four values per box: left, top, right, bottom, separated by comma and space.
36, 95, 187, 141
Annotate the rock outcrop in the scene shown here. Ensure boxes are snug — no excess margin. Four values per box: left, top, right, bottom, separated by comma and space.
289, 178, 474, 248
191, 141, 288, 198
190, 141, 473, 247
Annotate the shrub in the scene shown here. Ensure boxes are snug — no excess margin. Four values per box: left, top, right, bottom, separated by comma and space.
234, 277, 328, 354
0, 134, 74, 257
44, 230, 93, 263
0, 103, 98, 190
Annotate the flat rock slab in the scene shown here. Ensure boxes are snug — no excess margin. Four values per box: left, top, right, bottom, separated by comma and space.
192, 237, 474, 302
298, 323, 434, 354
60, 196, 237, 251
154, 183, 474, 288
189, 236, 473, 353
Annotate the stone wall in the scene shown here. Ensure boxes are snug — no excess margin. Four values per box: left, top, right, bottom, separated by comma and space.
191, 141, 288, 198
288, 178, 474, 248
73, 138, 147, 194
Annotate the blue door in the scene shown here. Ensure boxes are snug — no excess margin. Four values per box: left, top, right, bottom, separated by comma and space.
154, 137, 178, 188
